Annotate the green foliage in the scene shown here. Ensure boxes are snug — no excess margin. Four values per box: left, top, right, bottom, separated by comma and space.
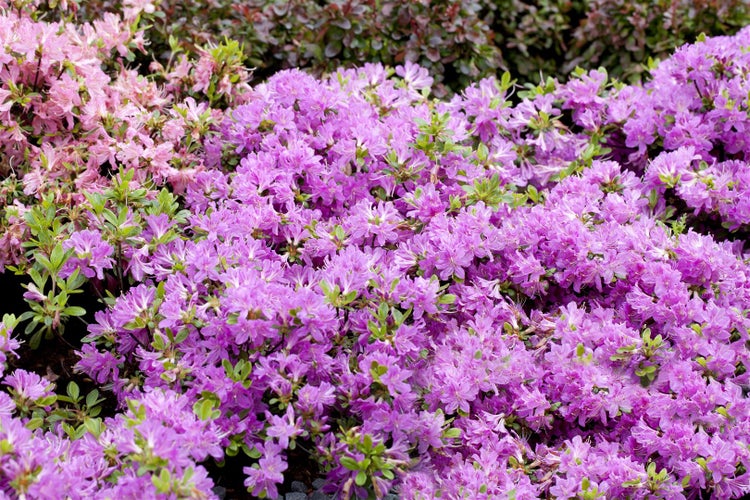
8, 195, 86, 349
569, 0, 750, 82
578, 477, 606, 499
156, 37, 251, 108
492, 0, 586, 79
320, 279, 358, 309
337, 428, 405, 499
85, 169, 190, 292
413, 111, 470, 162
66, 0, 750, 93
6, 169, 189, 350
367, 301, 412, 344
70, 0, 501, 95
495, 0, 750, 82
21, 380, 106, 440
610, 327, 666, 387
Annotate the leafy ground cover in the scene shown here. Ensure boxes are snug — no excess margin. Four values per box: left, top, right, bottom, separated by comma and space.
0, 1, 749, 499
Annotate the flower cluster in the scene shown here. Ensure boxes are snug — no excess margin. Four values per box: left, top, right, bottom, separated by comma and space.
0, 1, 749, 498
0, 2, 249, 272
78, 51, 750, 498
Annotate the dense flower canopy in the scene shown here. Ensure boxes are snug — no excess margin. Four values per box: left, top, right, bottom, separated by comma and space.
0, 1, 749, 498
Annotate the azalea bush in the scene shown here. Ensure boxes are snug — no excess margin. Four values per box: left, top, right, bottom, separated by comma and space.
0, 0, 749, 499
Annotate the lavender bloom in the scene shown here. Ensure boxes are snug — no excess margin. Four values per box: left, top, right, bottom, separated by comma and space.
61, 229, 114, 280
7, 22, 750, 499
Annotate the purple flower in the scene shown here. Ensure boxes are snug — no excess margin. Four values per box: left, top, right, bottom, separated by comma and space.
21, 283, 45, 303
265, 404, 303, 449
61, 229, 114, 280
4, 369, 53, 404
244, 443, 287, 499
396, 61, 434, 93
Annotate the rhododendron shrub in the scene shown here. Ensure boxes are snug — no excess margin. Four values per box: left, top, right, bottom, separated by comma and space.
0, 0, 250, 270
0, 1, 749, 498
0, 0, 251, 349
556, 29, 750, 238
77, 51, 750, 498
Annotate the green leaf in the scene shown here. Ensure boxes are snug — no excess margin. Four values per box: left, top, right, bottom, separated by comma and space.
581, 477, 591, 490
576, 343, 586, 358
362, 433, 373, 451
377, 302, 388, 320
50, 243, 66, 271
36, 395, 57, 406
527, 185, 539, 203
86, 389, 101, 408
476, 143, 489, 163
0, 314, 18, 332
367, 320, 382, 338
67, 381, 80, 401
0, 439, 13, 453
355, 470, 367, 486
84, 417, 104, 438
174, 328, 189, 344
63, 306, 87, 317
222, 359, 234, 377
28, 267, 46, 289
342, 290, 357, 305
56, 289, 69, 308
443, 427, 461, 439
29, 330, 43, 350
151, 333, 166, 351
193, 398, 216, 421
152, 468, 171, 494
26, 417, 44, 430
65, 267, 85, 291
438, 294, 456, 305
34, 254, 53, 273
339, 456, 359, 471
500, 71, 514, 90
17, 310, 36, 323
391, 309, 403, 326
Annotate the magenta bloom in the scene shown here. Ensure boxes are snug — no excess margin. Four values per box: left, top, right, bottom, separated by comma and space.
62, 229, 115, 280
4, 369, 53, 403
244, 443, 287, 499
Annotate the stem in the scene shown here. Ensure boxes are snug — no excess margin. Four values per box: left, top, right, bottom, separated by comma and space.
115, 241, 125, 294
55, 330, 77, 350
56, 61, 66, 81
32, 46, 43, 93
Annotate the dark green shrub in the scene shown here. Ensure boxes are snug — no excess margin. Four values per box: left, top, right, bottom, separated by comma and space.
568, 0, 750, 81
66, 0, 750, 90
491, 0, 586, 80
493, 0, 750, 82
72, 0, 502, 95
